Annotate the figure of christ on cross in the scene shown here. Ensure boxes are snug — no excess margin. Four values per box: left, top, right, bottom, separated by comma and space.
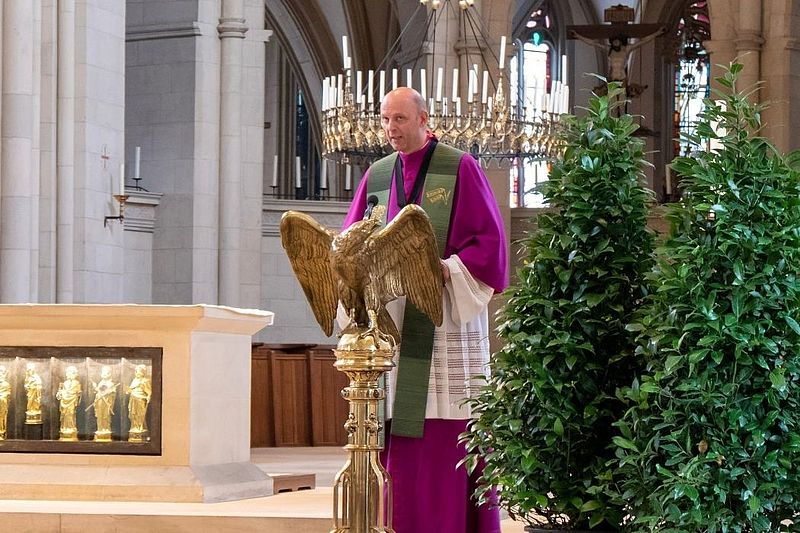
568, 20, 666, 96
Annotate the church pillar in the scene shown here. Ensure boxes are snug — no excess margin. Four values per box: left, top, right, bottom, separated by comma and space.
56, 0, 75, 303
30, 0, 42, 302
735, 0, 763, 93
0, 0, 35, 302
217, 1, 248, 307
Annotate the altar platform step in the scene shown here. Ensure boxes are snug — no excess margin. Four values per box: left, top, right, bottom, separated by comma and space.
0, 447, 528, 532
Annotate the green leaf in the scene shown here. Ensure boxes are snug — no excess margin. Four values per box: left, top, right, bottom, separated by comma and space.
612, 436, 639, 452
553, 417, 564, 437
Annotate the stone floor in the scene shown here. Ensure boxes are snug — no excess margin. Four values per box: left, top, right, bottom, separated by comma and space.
0, 446, 528, 532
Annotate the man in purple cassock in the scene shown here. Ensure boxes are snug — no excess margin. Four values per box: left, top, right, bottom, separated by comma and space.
341, 87, 508, 533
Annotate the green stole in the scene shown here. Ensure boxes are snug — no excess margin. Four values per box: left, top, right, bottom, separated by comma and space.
367, 142, 462, 437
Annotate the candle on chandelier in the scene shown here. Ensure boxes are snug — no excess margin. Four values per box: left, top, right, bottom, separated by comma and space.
320, 159, 328, 190
356, 70, 363, 103
337, 74, 344, 107
295, 156, 302, 189
406, 68, 413, 88
392, 69, 398, 90
272, 155, 278, 188
345, 164, 352, 191
342, 35, 349, 69
420, 69, 427, 99
561, 54, 568, 81
499, 35, 507, 70
379, 70, 386, 102
451, 68, 458, 102
481, 70, 489, 104
367, 70, 374, 103
467, 69, 475, 103
436, 67, 443, 101
321, 77, 328, 110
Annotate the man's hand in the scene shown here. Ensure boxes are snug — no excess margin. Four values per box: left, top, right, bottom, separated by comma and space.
440, 259, 450, 284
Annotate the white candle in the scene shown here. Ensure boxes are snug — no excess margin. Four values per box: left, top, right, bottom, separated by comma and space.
486, 96, 493, 118
342, 36, 349, 69
272, 155, 278, 188
337, 74, 343, 106
563, 85, 569, 113
467, 69, 475, 103
321, 77, 328, 111
295, 156, 302, 189
665, 165, 672, 195
455, 97, 461, 116
499, 35, 507, 70
436, 67, 443, 101
420, 68, 427, 99
481, 70, 489, 103
367, 70, 374, 103
320, 160, 328, 189
345, 164, 352, 191
134, 146, 141, 180
561, 54, 568, 81
451, 68, 458, 102
379, 70, 386, 102
442, 97, 448, 116
356, 71, 363, 103
429, 97, 434, 113
392, 68, 398, 90
119, 163, 125, 196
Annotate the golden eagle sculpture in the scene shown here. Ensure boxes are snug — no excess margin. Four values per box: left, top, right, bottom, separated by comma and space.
280, 202, 443, 343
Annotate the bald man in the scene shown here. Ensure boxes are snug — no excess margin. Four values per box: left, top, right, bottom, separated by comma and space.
342, 87, 508, 533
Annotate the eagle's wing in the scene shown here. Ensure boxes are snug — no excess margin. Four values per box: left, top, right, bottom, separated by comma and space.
280, 211, 338, 336
367, 204, 443, 327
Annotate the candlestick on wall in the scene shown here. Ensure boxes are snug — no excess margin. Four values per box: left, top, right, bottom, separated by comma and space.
105, 162, 129, 227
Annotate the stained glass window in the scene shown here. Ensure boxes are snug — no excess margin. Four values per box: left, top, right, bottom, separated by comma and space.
510, 2, 556, 208
672, 1, 711, 159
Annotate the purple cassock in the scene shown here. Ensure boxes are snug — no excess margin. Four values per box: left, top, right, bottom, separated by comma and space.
342, 136, 508, 533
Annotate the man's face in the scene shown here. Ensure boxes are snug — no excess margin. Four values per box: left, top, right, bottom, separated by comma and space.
380, 93, 428, 154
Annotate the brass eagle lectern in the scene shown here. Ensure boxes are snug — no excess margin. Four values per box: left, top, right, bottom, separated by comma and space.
281, 202, 443, 533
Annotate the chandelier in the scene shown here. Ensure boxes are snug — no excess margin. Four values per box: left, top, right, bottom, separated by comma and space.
320, 0, 568, 165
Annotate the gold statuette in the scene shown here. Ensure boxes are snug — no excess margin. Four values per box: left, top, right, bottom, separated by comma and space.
24, 363, 43, 425
0, 366, 10, 440
56, 366, 82, 441
126, 364, 151, 442
91, 366, 118, 442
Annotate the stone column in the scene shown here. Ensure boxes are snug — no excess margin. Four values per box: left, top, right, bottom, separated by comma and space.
1, 1, 35, 302
217, 1, 248, 307
735, 0, 763, 94
56, 0, 75, 303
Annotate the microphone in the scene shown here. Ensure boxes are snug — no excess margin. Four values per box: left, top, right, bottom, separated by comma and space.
364, 195, 379, 219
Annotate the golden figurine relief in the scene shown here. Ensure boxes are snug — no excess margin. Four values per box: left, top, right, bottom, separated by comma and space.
126, 364, 151, 442
280, 203, 443, 344
0, 366, 10, 440
56, 365, 82, 441
24, 362, 43, 425
91, 366, 118, 442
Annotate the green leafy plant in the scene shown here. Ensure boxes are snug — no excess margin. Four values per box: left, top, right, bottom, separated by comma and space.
461, 83, 655, 529
613, 63, 800, 532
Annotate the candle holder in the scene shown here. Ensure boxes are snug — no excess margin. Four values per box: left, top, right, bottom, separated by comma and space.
104, 194, 129, 227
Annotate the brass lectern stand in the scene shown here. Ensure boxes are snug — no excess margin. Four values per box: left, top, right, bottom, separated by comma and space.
331, 326, 395, 533
280, 204, 442, 533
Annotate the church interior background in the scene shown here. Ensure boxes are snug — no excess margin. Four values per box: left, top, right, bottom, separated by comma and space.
0, 0, 798, 449
1, 0, 797, 344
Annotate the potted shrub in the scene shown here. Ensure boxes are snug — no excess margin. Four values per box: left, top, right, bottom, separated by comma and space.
613, 63, 800, 531
461, 83, 655, 530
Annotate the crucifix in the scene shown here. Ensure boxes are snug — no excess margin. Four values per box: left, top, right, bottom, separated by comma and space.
568, 4, 666, 97
100, 144, 111, 170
